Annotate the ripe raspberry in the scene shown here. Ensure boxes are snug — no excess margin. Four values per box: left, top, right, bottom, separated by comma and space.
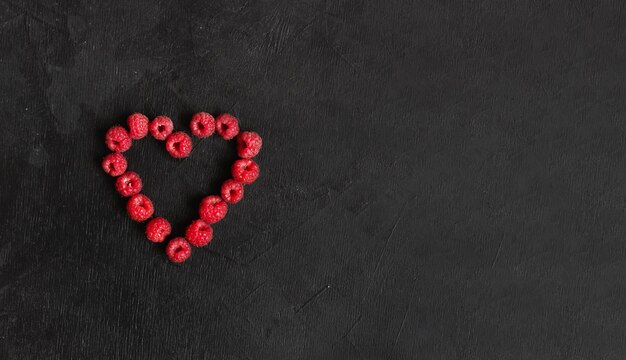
190, 112, 215, 138
166, 132, 193, 158
127, 113, 149, 139
145, 217, 171, 243
199, 195, 228, 224
232, 159, 260, 185
215, 113, 240, 140
166, 237, 192, 263
149, 115, 174, 140
115, 171, 143, 197
126, 194, 154, 222
185, 219, 213, 247
221, 179, 244, 204
105, 126, 132, 152
236, 131, 262, 158
102, 152, 127, 177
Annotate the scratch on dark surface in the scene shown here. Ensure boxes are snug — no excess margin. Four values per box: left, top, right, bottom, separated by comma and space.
392, 300, 413, 351
278, 12, 320, 54
231, 0, 251, 15
296, 0, 341, 24
206, 249, 241, 266
166, 83, 195, 108
235, 281, 268, 307
347, 338, 363, 357
360, 195, 416, 304
294, 285, 330, 314
322, 36, 357, 71
491, 238, 504, 268
523, 0, 556, 28
243, 200, 332, 265
332, 314, 362, 347
244, 315, 262, 336
243, 238, 280, 265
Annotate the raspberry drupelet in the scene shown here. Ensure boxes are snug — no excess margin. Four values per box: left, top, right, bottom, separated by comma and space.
165, 132, 193, 158
199, 195, 228, 224
166, 237, 192, 263
236, 131, 262, 158
105, 126, 132, 152
145, 217, 171, 243
190, 112, 215, 138
149, 115, 174, 140
126, 194, 154, 222
115, 171, 143, 197
102, 152, 127, 177
127, 113, 149, 139
221, 179, 244, 204
215, 113, 240, 140
185, 219, 213, 247
232, 159, 260, 185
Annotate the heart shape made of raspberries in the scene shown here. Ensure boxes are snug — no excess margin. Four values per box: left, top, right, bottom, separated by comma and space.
101, 112, 262, 264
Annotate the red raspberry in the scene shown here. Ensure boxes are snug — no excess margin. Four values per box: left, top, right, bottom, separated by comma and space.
149, 115, 174, 140
236, 131, 262, 158
215, 113, 240, 140
115, 171, 143, 197
145, 217, 171, 243
232, 159, 260, 185
190, 112, 215, 138
185, 219, 213, 247
166, 237, 192, 263
199, 195, 228, 224
105, 126, 132, 152
165, 132, 193, 158
127, 113, 149, 139
102, 152, 127, 177
126, 194, 154, 222
221, 179, 244, 204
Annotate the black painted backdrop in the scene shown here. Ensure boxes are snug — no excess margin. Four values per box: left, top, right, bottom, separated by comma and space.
2, 1, 626, 359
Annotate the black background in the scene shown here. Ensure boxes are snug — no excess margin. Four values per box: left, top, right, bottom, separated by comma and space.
2, 0, 626, 359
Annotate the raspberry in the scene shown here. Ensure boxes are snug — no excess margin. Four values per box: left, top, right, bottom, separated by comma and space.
102, 152, 127, 177
185, 219, 213, 247
149, 115, 174, 140
115, 171, 143, 197
105, 126, 132, 152
145, 217, 171, 243
236, 131, 262, 158
232, 159, 260, 185
215, 113, 240, 140
166, 237, 192, 263
166, 132, 193, 158
127, 113, 149, 139
221, 179, 244, 204
199, 195, 228, 224
190, 112, 215, 138
126, 194, 154, 222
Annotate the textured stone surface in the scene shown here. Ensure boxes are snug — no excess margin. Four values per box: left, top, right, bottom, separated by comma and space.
2, 0, 626, 358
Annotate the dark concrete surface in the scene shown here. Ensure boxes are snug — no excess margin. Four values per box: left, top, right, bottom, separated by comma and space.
2, 0, 626, 359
